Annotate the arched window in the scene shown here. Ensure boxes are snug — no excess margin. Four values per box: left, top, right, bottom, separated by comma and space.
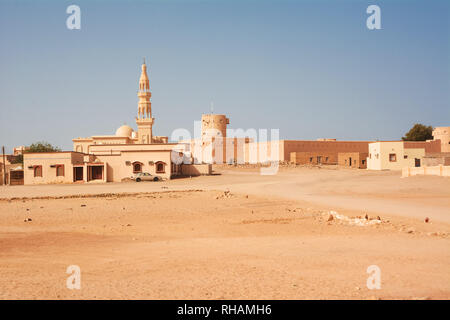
34, 165, 42, 177
132, 162, 143, 173
155, 161, 166, 173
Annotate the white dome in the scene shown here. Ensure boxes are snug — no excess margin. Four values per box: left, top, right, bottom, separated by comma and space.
115, 125, 134, 137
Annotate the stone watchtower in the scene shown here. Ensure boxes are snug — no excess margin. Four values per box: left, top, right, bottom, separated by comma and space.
433, 127, 450, 152
201, 114, 229, 139
136, 59, 154, 144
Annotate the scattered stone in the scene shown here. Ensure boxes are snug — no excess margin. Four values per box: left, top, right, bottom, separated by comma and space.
126, 224, 132, 227
406, 227, 415, 234
377, 216, 381, 221
327, 214, 334, 222
81, 204, 86, 207
364, 213, 369, 220
425, 217, 430, 223
26, 208, 30, 211
245, 195, 249, 198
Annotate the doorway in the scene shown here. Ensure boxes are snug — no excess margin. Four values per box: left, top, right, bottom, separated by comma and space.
349, 157, 352, 167
74, 167, 83, 181
415, 158, 421, 167
90, 166, 103, 180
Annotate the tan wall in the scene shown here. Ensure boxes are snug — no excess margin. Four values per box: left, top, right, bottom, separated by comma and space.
423, 153, 450, 166
181, 164, 212, 176
283, 140, 370, 162
290, 152, 337, 165
338, 152, 368, 169
402, 165, 450, 178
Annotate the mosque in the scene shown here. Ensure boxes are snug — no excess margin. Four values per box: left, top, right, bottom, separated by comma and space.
22, 61, 208, 184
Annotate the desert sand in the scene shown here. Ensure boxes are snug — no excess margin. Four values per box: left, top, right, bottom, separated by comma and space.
0, 165, 449, 299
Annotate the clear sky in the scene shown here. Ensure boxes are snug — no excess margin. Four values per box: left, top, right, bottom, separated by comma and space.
0, 0, 449, 152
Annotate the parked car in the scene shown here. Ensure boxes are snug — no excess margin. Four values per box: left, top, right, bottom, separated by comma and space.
131, 172, 161, 182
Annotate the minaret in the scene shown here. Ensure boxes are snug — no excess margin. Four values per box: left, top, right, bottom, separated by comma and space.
135, 58, 154, 144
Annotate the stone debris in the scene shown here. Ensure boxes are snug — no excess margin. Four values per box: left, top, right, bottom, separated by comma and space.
425, 217, 430, 223
81, 204, 86, 207
326, 211, 381, 226
215, 190, 233, 199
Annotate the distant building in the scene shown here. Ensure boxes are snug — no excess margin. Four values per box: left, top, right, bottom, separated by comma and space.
338, 152, 368, 169
432, 126, 450, 153
366, 140, 440, 170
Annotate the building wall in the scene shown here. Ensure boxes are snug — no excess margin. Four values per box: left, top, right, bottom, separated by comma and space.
402, 165, 450, 178
338, 152, 368, 169
283, 140, 370, 162
94, 150, 173, 182
423, 153, 450, 166
432, 127, 450, 152
404, 140, 441, 154
290, 152, 337, 165
181, 164, 212, 176
367, 142, 425, 170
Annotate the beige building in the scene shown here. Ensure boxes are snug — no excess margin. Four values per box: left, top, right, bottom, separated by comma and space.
338, 152, 368, 169
432, 126, 450, 153
367, 141, 425, 170
23, 61, 193, 185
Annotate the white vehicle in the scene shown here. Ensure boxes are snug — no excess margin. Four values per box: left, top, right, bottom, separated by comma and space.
131, 172, 161, 182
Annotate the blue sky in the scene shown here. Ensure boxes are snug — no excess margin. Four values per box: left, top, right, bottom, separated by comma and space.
0, 0, 449, 152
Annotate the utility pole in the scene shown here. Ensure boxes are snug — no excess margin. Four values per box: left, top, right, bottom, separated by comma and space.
2, 146, 6, 185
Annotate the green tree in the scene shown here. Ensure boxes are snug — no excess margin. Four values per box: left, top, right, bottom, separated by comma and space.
402, 124, 433, 141
28, 141, 61, 153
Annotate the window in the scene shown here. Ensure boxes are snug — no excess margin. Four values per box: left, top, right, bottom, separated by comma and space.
389, 153, 397, 162
362, 160, 366, 165
404, 155, 408, 159
309, 157, 313, 163
155, 161, 166, 173
34, 165, 42, 177
132, 162, 142, 173
56, 164, 64, 177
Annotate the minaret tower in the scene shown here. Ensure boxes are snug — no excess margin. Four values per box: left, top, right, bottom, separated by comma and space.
136, 58, 154, 144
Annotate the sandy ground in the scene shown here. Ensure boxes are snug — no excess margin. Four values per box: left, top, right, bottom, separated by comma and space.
0, 165, 449, 299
